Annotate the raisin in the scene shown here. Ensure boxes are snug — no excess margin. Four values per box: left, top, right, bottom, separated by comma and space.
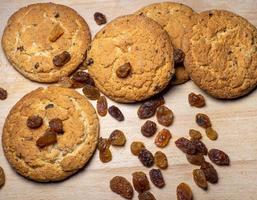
192, 140, 207, 155
155, 129, 171, 148
110, 176, 134, 199
154, 151, 168, 169
45, 104, 54, 109
206, 127, 218, 140
49, 118, 64, 134
99, 149, 112, 163
17, 46, 24, 51
149, 169, 165, 188
71, 71, 95, 86
189, 129, 202, 140
0, 88, 7, 100
130, 141, 145, 156
141, 120, 157, 137
208, 149, 230, 166
196, 113, 212, 129
188, 93, 206, 108
94, 12, 107, 25
85, 58, 94, 66
175, 137, 197, 155
138, 191, 156, 200
49, 24, 64, 42
97, 96, 108, 116
137, 96, 165, 119
108, 105, 124, 121
109, 130, 126, 146
116, 63, 132, 78
177, 182, 193, 200
193, 169, 208, 190
82, 85, 100, 100
53, 51, 71, 67
132, 171, 150, 193
173, 49, 185, 64
200, 162, 218, 184
27, 115, 43, 129
98, 137, 111, 152
186, 153, 205, 165
58, 76, 73, 88
0, 167, 5, 188
156, 106, 174, 126
36, 130, 57, 148
138, 149, 154, 167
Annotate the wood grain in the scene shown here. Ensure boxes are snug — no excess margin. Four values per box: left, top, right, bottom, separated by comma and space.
0, 1, 257, 200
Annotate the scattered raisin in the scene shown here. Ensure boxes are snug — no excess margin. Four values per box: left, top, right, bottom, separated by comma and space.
99, 149, 112, 163
49, 118, 64, 134
109, 130, 126, 146
186, 153, 205, 165
0, 88, 8, 100
110, 176, 134, 199
98, 137, 111, 152
155, 129, 171, 148
208, 149, 230, 166
175, 137, 197, 155
108, 105, 124, 121
196, 113, 212, 129
138, 191, 156, 200
36, 130, 57, 148
45, 104, 54, 109
94, 12, 107, 25
0, 167, 5, 188
71, 71, 95, 86
188, 93, 206, 108
177, 182, 193, 200
27, 115, 43, 129
53, 51, 71, 67
149, 169, 165, 188
132, 171, 150, 193
154, 151, 168, 169
206, 127, 218, 140
97, 96, 108, 116
130, 141, 145, 156
189, 129, 202, 140
141, 120, 157, 137
116, 63, 132, 78
200, 162, 218, 184
193, 169, 208, 190
173, 49, 185, 64
192, 140, 207, 155
138, 149, 154, 167
156, 106, 174, 126
82, 85, 100, 100
58, 76, 73, 88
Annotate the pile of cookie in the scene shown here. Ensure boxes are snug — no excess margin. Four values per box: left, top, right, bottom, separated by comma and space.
0, 1, 257, 200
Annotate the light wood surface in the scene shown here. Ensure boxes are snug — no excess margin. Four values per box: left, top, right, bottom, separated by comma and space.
0, 0, 257, 199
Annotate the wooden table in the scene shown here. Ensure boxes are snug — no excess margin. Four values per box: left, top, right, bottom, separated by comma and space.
0, 0, 257, 199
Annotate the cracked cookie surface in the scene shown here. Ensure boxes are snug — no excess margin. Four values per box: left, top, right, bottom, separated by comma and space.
87, 15, 174, 103
2, 86, 99, 182
184, 10, 257, 98
2, 3, 91, 83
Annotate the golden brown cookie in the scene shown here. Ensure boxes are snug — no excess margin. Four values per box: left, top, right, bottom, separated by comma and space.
2, 86, 99, 182
2, 3, 91, 83
135, 2, 197, 85
184, 10, 257, 99
87, 15, 174, 103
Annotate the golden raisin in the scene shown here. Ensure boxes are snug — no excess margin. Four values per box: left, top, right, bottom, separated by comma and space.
97, 96, 108, 116
177, 182, 193, 200
110, 176, 133, 199
82, 85, 100, 100
98, 137, 110, 152
109, 130, 126, 146
156, 106, 174, 126
189, 129, 202, 140
138, 191, 156, 200
193, 169, 208, 190
186, 153, 205, 166
130, 141, 145, 156
99, 149, 112, 163
188, 93, 206, 108
154, 129, 171, 148
36, 130, 57, 148
132, 171, 150, 193
206, 127, 218, 140
154, 151, 168, 169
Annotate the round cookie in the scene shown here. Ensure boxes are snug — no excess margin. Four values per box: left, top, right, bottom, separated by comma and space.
2, 3, 91, 83
87, 15, 174, 103
2, 86, 99, 182
135, 2, 197, 85
184, 10, 257, 99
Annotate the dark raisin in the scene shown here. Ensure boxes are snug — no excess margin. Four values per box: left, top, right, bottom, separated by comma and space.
138, 191, 156, 200
109, 130, 126, 146
173, 49, 185, 64
149, 169, 165, 188
94, 12, 107, 25
27, 115, 43, 129
45, 104, 54, 109
0, 88, 8, 100
71, 71, 95, 86
192, 140, 207, 155
175, 137, 197, 155
156, 105, 174, 126
82, 85, 100, 100
86, 58, 94, 66
97, 96, 108, 116
34, 63, 39, 69
177, 182, 193, 200
208, 149, 230, 166
0, 167, 5, 188
154, 129, 172, 148
200, 162, 218, 184
196, 113, 212, 129
130, 141, 145, 156
138, 149, 154, 167
132, 171, 150, 193
193, 169, 208, 190
110, 176, 133, 199
54, 12, 60, 18
36, 129, 57, 148
141, 120, 157, 137
186, 153, 205, 165
116, 63, 131, 78
108, 105, 124, 121
49, 118, 64, 133
188, 93, 205, 108
53, 51, 71, 67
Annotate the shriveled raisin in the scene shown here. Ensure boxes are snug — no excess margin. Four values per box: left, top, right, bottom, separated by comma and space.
156, 106, 174, 126
186, 153, 205, 165
188, 93, 206, 108
200, 162, 218, 184
27, 115, 43, 129
99, 149, 112, 163
49, 118, 64, 133
189, 129, 202, 140
132, 171, 150, 193
173, 49, 185, 64
0, 167, 5, 188
141, 120, 157, 137
137, 96, 165, 119
0, 88, 7, 100
208, 149, 230, 166
108, 105, 124, 121
58, 76, 73, 88
192, 140, 207, 155
36, 130, 57, 148
175, 137, 196, 155
109, 130, 126, 146
154, 129, 171, 148
196, 113, 211, 129
154, 151, 168, 169
97, 96, 108, 116
177, 182, 193, 200
116, 63, 132, 78
71, 71, 95, 86
98, 137, 110, 152
138, 191, 156, 200
45, 104, 54, 109
138, 149, 154, 167
130, 141, 145, 156
94, 12, 107, 25
110, 176, 133, 199
193, 169, 208, 190
206, 127, 218, 140
82, 85, 100, 100
53, 51, 71, 67
149, 169, 165, 188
